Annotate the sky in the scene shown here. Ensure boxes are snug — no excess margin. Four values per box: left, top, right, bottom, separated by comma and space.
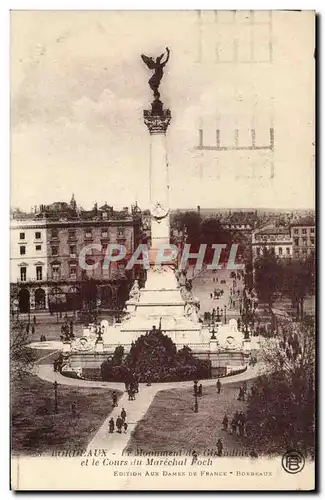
11, 10, 315, 211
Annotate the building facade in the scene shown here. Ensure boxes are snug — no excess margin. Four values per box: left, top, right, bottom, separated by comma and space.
10, 218, 49, 312
10, 198, 142, 313
290, 217, 315, 259
252, 225, 293, 262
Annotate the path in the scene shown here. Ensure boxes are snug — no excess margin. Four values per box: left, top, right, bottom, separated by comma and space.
35, 363, 263, 455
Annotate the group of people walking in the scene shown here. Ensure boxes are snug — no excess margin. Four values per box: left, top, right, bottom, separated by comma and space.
109, 407, 128, 434
222, 411, 247, 437
125, 381, 139, 401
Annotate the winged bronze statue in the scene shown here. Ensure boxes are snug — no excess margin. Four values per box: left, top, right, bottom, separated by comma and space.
141, 47, 170, 99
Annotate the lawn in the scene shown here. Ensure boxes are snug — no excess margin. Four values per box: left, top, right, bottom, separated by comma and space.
11, 374, 122, 456
126, 381, 253, 455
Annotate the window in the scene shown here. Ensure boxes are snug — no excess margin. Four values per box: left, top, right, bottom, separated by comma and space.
302, 228, 307, 235
310, 237, 315, 245
294, 238, 299, 246
20, 267, 27, 281
302, 237, 307, 246
36, 266, 43, 281
35, 232, 41, 239
270, 247, 275, 255
68, 229, 76, 240
69, 265, 77, 278
69, 245, 76, 256
310, 228, 315, 234
52, 265, 60, 279
19, 232, 25, 240
256, 247, 261, 256
35, 244, 42, 251
20, 245, 26, 255
278, 247, 283, 256
294, 229, 299, 235
286, 247, 291, 255
51, 229, 58, 238
51, 246, 58, 256
85, 230, 92, 240
101, 229, 108, 239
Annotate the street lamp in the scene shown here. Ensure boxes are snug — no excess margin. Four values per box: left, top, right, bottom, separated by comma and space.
210, 322, 216, 340
54, 381, 58, 413
193, 380, 199, 413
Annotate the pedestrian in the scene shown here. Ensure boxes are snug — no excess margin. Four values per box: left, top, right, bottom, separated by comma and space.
128, 388, 132, 401
112, 391, 118, 407
131, 388, 136, 401
116, 416, 123, 433
124, 381, 129, 393
31, 325, 35, 335
33, 315, 36, 325
198, 384, 203, 397
123, 422, 128, 433
69, 320, 74, 337
135, 381, 139, 393
237, 387, 244, 401
216, 439, 223, 457
109, 417, 114, 433
71, 401, 77, 418
26, 323, 29, 334
193, 381, 198, 396
231, 417, 237, 435
222, 414, 228, 431
216, 378, 221, 394
53, 359, 58, 372
121, 408, 126, 422
210, 293, 213, 299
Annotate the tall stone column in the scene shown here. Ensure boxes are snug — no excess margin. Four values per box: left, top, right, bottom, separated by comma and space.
144, 100, 171, 264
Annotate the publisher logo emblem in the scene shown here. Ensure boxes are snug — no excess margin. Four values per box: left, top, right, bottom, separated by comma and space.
282, 451, 305, 474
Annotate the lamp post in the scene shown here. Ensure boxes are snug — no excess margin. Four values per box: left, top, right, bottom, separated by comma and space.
224, 305, 227, 324
54, 381, 58, 413
193, 380, 199, 413
210, 322, 216, 340
194, 393, 198, 413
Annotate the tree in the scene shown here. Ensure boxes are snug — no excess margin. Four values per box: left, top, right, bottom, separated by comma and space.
10, 319, 36, 382
281, 257, 315, 320
254, 250, 283, 308
100, 328, 211, 383
246, 316, 315, 456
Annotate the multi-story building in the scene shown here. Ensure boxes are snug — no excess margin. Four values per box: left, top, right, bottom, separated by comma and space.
10, 218, 49, 312
290, 216, 316, 259
252, 224, 293, 262
10, 197, 142, 313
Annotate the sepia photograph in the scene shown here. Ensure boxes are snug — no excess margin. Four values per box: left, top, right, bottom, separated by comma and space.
10, 9, 315, 490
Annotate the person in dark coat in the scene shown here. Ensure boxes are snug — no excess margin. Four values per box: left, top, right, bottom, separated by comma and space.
116, 416, 123, 433
198, 384, 203, 397
112, 391, 118, 407
123, 422, 128, 433
216, 379, 221, 394
231, 417, 237, 435
33, 315, 36, 325
109, 417, 114, 433
121, 408, 126, 422
237, 386, 244, 401
222, 414, 228, 431
216, 439, 223, 457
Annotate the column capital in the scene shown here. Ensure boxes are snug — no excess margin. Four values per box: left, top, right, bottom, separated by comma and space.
143, 108, 171, 135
